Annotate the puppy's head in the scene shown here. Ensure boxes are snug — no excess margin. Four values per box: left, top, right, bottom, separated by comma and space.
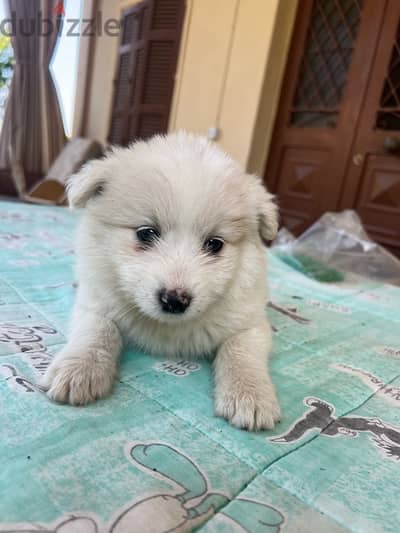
68, 132, 278, 323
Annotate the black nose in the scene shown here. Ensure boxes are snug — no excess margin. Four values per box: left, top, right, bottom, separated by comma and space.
158, 288, 192, 314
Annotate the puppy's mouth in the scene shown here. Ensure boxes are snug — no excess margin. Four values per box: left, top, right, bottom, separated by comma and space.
146, 305, 197, 325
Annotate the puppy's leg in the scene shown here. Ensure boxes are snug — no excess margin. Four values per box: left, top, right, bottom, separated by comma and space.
41, 312, 122, 405
214, 323, 280, 431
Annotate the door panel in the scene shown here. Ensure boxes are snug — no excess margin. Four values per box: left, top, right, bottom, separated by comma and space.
275, 147, 329, 232
340, 1, 400, 253
264, 0, 387, 235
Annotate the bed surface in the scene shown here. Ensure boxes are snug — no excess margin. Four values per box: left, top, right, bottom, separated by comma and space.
1, 201, 400, 532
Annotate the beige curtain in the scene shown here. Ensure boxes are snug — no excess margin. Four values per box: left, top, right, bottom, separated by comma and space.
0, 0, 66, 195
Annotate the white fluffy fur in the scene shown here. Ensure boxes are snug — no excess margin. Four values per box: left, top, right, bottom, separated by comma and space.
42, 132, 280, 431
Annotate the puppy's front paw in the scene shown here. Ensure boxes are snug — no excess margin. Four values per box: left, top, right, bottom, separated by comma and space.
41, 350, 117, 405
215, 382, 280, 431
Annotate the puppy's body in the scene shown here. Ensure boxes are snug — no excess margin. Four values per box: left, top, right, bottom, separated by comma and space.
43, 133, 280, 430
76, 217, 267, 357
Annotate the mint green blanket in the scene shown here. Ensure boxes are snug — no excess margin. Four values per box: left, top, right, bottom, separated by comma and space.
1, 201, 399, 532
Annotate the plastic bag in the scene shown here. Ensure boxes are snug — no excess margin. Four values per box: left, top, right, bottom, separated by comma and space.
272, 210, 400, 286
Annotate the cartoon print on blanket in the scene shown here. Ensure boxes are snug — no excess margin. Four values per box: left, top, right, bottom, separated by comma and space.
0, 364, 43, 393
267, 300, 311, 332
112, 442, 285, 532
269, 397, 400, 461
0, 323, 61, 393
0, 443, 285, 533
331, 363, 400, 404
267, 301, 311, 325
0, 323, 57, 352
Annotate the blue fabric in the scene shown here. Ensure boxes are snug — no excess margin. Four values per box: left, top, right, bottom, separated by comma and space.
1, 201, 399, 532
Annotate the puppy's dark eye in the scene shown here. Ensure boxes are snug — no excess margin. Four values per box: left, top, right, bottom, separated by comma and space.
204, 237, 224, 254
136, 226, 160, 245
94, 183, 105, 196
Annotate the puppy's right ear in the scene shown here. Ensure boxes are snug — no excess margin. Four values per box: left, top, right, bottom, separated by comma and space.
67, 159, 107, 208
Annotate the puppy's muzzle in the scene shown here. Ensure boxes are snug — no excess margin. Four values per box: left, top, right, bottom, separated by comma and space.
158, 288, 192, 314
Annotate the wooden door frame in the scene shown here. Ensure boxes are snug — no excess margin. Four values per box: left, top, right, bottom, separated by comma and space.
263, 0, 388, 227
339, 0, 399, 209
263, 1, 313, 194
339, 0, 400, 252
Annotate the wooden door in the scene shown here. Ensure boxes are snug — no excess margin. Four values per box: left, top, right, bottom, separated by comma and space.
340, 1, 400, 255
264, 0, 400, 256
108, 0, 185, 145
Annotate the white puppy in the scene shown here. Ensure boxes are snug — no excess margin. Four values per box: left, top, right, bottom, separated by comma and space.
42, 132, 280, 431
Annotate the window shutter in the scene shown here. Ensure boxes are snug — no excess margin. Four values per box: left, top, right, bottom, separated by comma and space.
109, 0, 185, 145
109, 4, 147, 145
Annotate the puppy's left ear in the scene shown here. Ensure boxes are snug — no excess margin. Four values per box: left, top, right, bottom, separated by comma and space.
255, 180, 279, 243
67, 159, 107, 208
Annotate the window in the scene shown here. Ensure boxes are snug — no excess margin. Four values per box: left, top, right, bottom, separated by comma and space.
51, 0, 83, 137
0, 0, 83, 137
290, 0, 363, 128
